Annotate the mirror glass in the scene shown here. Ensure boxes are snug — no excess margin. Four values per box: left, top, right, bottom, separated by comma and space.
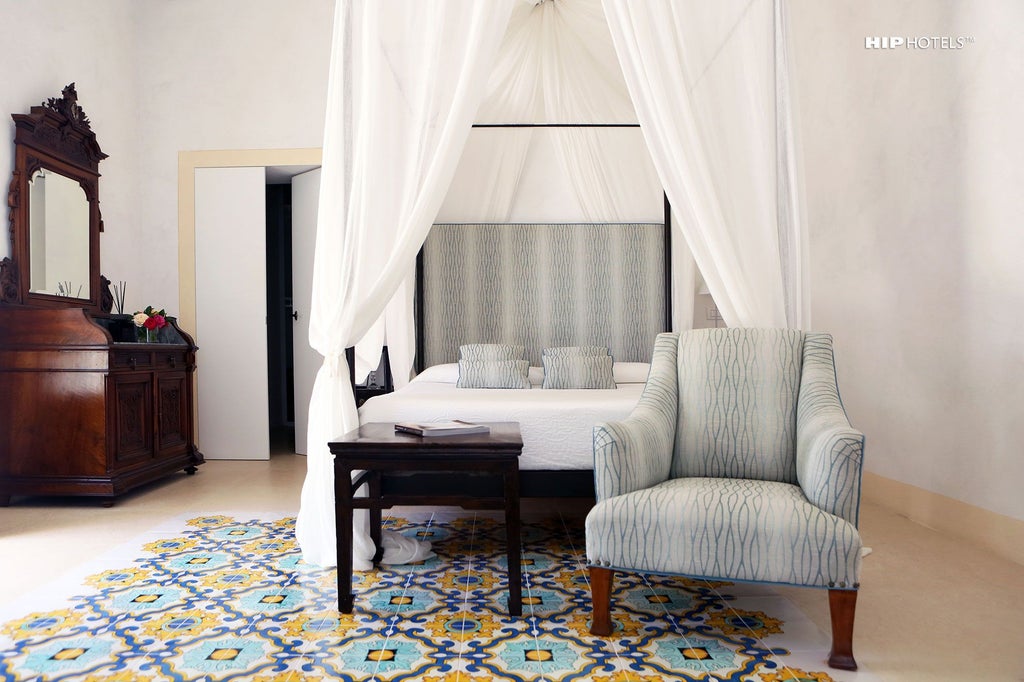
27, 168, 91, 299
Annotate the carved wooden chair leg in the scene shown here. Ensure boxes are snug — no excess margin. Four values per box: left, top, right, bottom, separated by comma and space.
827, 589, 858, 670
589, 566, 615, 636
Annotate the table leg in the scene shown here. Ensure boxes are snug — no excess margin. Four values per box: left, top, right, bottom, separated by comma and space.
369, 471, 383, 564
335, 466, 355, 614
504, 463, 522, 616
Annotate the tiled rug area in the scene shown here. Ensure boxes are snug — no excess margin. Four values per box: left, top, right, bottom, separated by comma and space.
0, 512, 874, 681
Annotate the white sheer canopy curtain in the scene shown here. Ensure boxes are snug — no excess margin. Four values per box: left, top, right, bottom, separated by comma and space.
445, 0, 699, 329
296, 0, 515, 568
483, 0, 642, 221
601, 0, 809, 328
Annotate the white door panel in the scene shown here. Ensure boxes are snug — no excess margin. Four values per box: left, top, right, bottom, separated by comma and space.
291, 168, 321, 455
194, 167, 269, 460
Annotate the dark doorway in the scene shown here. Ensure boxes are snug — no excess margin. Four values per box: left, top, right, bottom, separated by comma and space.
266, 184, 295, 454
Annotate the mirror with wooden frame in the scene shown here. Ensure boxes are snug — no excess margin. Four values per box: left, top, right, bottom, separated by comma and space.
1, 83, 109, 312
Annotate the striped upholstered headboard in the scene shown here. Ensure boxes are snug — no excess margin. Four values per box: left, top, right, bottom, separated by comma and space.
418, 223, 668, 367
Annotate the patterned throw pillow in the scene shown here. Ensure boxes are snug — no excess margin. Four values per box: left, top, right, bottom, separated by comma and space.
542, 354, 616, 389
542, 346, 610, 357
459, 343, 526, 361
457, 359, 531, 389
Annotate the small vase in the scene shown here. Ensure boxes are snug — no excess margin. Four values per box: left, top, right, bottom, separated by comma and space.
137, 327, 153, 343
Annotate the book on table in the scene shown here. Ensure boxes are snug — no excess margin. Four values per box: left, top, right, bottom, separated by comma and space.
394, 420, 490, 437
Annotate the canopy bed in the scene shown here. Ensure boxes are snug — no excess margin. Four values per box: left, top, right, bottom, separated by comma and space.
296, 0, 812, 575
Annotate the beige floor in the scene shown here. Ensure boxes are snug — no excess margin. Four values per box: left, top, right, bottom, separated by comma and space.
1, 454, 1022, 681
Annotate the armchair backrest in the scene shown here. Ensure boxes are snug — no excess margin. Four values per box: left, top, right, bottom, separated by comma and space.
672, 328, 805, 483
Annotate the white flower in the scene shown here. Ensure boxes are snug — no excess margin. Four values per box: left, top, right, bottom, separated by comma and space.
133, 312, 149, 327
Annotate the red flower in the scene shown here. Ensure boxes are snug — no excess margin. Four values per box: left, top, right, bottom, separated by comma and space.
144, 314, 167, 330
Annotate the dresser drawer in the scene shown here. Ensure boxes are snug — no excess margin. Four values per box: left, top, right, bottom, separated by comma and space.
155, 350, 188, 371
111, 347, 190, 371
111, 349, 153, 370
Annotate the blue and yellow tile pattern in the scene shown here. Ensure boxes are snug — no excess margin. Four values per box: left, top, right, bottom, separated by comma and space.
0, 513, 844, 681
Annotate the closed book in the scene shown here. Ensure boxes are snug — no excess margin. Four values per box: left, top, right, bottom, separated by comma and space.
394, 420, 490, 437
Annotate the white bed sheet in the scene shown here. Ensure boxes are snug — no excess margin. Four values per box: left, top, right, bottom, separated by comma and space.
358, 381, 644, 470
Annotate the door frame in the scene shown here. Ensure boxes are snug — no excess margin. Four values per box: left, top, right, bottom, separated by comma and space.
177, 148, 322, 442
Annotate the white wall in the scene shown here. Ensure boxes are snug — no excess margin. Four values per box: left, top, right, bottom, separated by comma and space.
791, 0, 1024, 521
134, 0, 334, 314
0, 0, 139, 282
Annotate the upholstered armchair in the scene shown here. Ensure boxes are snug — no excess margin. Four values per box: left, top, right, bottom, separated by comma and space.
586, 329, 865, 670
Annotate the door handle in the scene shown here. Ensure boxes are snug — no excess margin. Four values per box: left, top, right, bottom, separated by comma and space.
291, 311, 299, 320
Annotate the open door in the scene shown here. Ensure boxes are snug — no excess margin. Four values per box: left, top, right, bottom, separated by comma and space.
194, 167, 269, 459
290, 168, 321, 455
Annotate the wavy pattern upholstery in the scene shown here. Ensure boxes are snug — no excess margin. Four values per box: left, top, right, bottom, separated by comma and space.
588, 328, 864, 591
797, 333, 865, 525
593, 333, 678, 500
543, 345, 610, 357
542, 354, 616, 389
459, 343, 525, 361
456, 359, 531, 389
673, 328, 803, 482
586, 477, 862, 588
422, 223, 665, 366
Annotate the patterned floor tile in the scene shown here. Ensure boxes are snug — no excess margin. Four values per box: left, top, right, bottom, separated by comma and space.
714, 595, 832, 653
0, 512, 857, 682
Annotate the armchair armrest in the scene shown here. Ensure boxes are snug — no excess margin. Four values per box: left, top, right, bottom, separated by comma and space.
593, 333, 678, 501
796, 333, 866, 526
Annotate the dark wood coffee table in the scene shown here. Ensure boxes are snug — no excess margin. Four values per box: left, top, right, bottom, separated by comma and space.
330, 422, 524, 615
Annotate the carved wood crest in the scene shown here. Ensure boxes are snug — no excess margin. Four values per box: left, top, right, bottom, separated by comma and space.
13, 82, 107, 172
45, 83, 93, 132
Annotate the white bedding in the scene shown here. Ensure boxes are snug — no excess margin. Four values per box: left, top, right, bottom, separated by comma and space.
358, 365, 646, 470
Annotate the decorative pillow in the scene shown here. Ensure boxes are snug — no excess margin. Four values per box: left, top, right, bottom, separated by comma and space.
459, 343, 525, 361
412, 363, 460, 384
527, 365, 544, 386
542, 345, 610, 357
612, 362, 651, 384
457, 359, 531, 389
542, 354, 616, 389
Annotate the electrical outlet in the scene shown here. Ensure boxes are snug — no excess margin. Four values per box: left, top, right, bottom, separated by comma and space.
706, 305, 722, 321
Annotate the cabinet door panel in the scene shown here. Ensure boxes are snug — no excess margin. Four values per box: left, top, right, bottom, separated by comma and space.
157, 371, 189, 453
112, 374, 153, 464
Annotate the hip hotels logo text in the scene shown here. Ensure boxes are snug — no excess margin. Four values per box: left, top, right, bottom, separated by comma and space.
865, 36, 975, 50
